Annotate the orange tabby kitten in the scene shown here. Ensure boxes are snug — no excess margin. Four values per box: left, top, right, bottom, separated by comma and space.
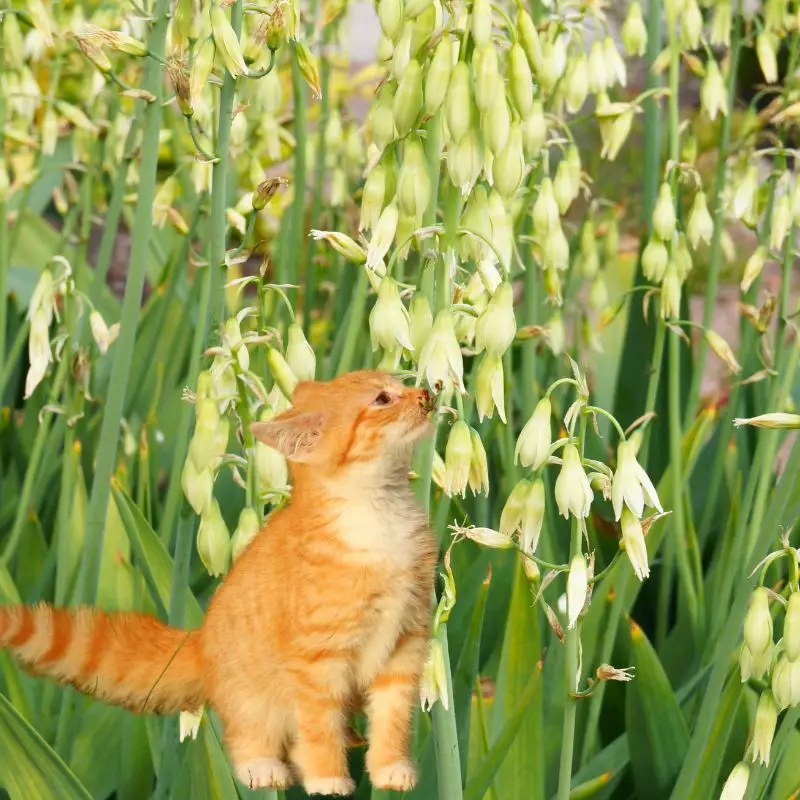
0, 370, 438, 796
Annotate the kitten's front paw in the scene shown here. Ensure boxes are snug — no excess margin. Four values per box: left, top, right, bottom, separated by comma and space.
371, 760, 417, 792
304, 776, 356, 796
235, 758, 292, 790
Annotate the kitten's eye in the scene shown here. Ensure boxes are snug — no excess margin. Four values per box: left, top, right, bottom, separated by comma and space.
372, 391, 393, 407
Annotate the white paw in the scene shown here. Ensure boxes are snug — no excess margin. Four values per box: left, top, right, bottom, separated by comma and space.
371, 761, 417, 791
235, 758, 292, 790
304, 776, 356, 796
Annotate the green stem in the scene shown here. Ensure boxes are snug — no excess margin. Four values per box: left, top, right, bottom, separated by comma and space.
335, 267, 368, 375
0, 15, 7, 379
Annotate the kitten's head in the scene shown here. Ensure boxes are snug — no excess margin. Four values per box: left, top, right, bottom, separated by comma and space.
250, 370, 435, 472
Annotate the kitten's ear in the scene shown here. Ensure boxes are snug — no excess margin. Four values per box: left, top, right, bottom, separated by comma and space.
249, 411, 326, 462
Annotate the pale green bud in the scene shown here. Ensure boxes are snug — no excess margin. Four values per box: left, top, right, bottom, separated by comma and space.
24, 309, 51, 399
223, 318, 249, 371
371, 86, 397, 151
743, 587, 774, 679
378, 0, 404, 41
397, 137, 431, 217
470, 0, 492, 47
533, 177, 559, 234
267, 347, 298, 400
447, 127, 483, 195
719, 762, 750, 800
309, 230, 367, 264
190, 399, 221, 472
475, 353, 505, 423
752, 690, 778, 766
424, 37, 453, 114
286, 324, 316, 381
622, 1, 647, 56
231, 508, 260, 563
460, 185, 492, 262
181, 456, 213, 515
597, 103, 635, 162
732, 165, 758, 220
190, 37, 216, 109
741, 244, 767, 293
410, 2, 438, 53
653, 182, 676, 241
564, 53, 589, 114
445, 62, 472, 143
255, 408, 289, 493
603, 214, 619, 261
710, 1, 732, 47
420, 639, 449, 711
473, 44, 500, 113
515, 397, 551, 470
378, 33, 395, 63
521, 101, 547, 157
642, 237, 668, 282
295, 41, 322, 98
517, 9, 543, 75
417, 309, 464, 393
687, 190, 714, 249
468, 428, 489, 496
491, 123, 524, 198
543, 222, 570, 272
508, 44, 533, 119
394, 59, 423, 136
792, 179, 800, 226
197, 499, 231, 577
680, 0, 703, 50
475, 282, 516, 356
785, 592, 800, 661
405, 0, 433, 17
520, 478, 545, 555
538, 36, 565, 94
210, 2, 246, 77
566, 554, 588, 628
588, 40, 607, 94
589, 273, 608, 311
771, 656, 800, 710
734, 413, 800, 431
603, 37, 627, 88
757, 32, 779, 84
554, 158, 577, 214
660, 261, 681, 320
499, 478, 532, 538
370, 277, 413, 352
555, 444, 593, 520
3, 13, 25, 70
391, 24, 413, 78
545, 309, 565, 354
620, 508, 649, 581
701, 58, 727, 121
487, 190, 513, 270
770, 192, 792, 252
444, 419, 472, 497
580, 220, 599, 279
409, 292, 433, 353
674, 233, 693, 282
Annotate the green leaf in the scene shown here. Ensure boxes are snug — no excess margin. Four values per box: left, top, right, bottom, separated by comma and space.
0, 691, 92, 800
171, 715, 240, 800
626, 619, 689, 800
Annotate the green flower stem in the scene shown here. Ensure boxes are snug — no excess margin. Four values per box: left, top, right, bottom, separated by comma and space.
556, 411, 588, 800
334, 266, 368, 375
0, 316, 28, 397
0, 15, 8, 378
684, 12, 742, 424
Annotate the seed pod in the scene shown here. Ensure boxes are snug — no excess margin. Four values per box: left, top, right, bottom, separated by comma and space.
445, 62, 472, 143
507, 43, 533, 118
394, 59, 423, 136
424, 36, 453, 114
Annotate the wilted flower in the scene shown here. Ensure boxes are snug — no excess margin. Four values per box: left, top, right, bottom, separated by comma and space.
719, 762, 750, 800
622, 1, 647, 56
444, 420, 472, 498
197, 499, 231, 577
210, 2, 247, 76
785, 592, 800, 661
772, 656, 800, 710
612, 438, 662, 520
468, 428, 490, 496
566, 554, 588, 629
741, 245, 767, 293
555, 444, 593, 519
515, 397, 552, 470
734, 413, 800, 430
620, 508, 649, 581
705, 330, 741, 374
741, 587, 774, 682
231, 507, 261, 563
420, 639, 449, 711
687, 190, 714, 249
475, 353, 505, 423
475, 282, 516, 356
596, 664, 635, 682
752, 690, 778, 766
417, 310, 464, 393
295, 40, 322, 98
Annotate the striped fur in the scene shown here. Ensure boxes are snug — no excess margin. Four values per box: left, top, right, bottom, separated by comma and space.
1, 371, 437, 796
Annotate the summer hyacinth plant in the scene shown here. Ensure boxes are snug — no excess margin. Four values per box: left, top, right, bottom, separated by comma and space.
3, 0, 800, 799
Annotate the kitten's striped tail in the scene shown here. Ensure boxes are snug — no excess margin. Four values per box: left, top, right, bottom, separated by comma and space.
0, 603, 205, 714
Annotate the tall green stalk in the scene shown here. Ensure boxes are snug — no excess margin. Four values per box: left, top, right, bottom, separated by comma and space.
0, 15, 8, 379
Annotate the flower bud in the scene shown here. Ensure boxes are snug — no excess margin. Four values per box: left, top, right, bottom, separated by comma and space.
309, 230, 367, 264
499, 478, 532, 537
652, 182, 676, 241
417, 309, 464, 393
420, 639, 449, 711
588, 40, 608, 94
771, 656, 800, 710
360, 163, 388, 232
543, 222, 570, 272
255, 409, 289, 493
743, 587, 774, 680
447, 127, 483, 196
404, 0, 432, 17
517, 9, 542, 75
468, 428, 489, 496
444, 420, 472, 498
705, 330, 741, 374
267, 347, 298, 400
555, 444, 593, 520
189, 399, 221, 472
190, 37, 216, 110
475, 353, 505, 423
622, 1, 647, 57
515, 397, 552, 470
681, 0, 702, 50
475, 282, 516, 356
378, 0, 404, 41
366, 201, 399, 270
603, 37, 627, 88
597, 103, 635, 162
370, 277, 413, 353
445, 62, 472, 143
521, 101, 547, 157
553, 159, 576, 214
785, 592, 800, 661
620, 507, 650, 581
285, 324, 316, 382
487, 190, 513, 271
687, 190, 714, 249
757, 32, 778, 84
538, 35, 566, 94
210, 2, 246, 77
719, 762, 750, 800
660, 261, 681, 321
564, 53, 588, 114
181, 456, 213, 515
732, 165, 758, 220
397, 137, 431, 218
409, 292, 433, 353
566, 554, 588, 629
393, 59, 423, 136
3, 13, 25, 69
508, 44, 533, 119
741, 245, 767, 293
491, 123, 524, 199
231, 508, 261, 563
545, 310, 566, 354
424, 36, 453, 114
710, 1, 732, 47
520, 478, 545, 555
473, 45, 500, 113
295, 40, 322, 98
734, 413, 800, 430
589, 273, 608, 310
197, 499, 231, 577
752, 690, 778, 766
470, 0, 492, 46
770, 192, 792, 252
673, 233, 693, 282
701, 58, 727, 121
533, 178, 559, 234
371, 85, 397, 151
